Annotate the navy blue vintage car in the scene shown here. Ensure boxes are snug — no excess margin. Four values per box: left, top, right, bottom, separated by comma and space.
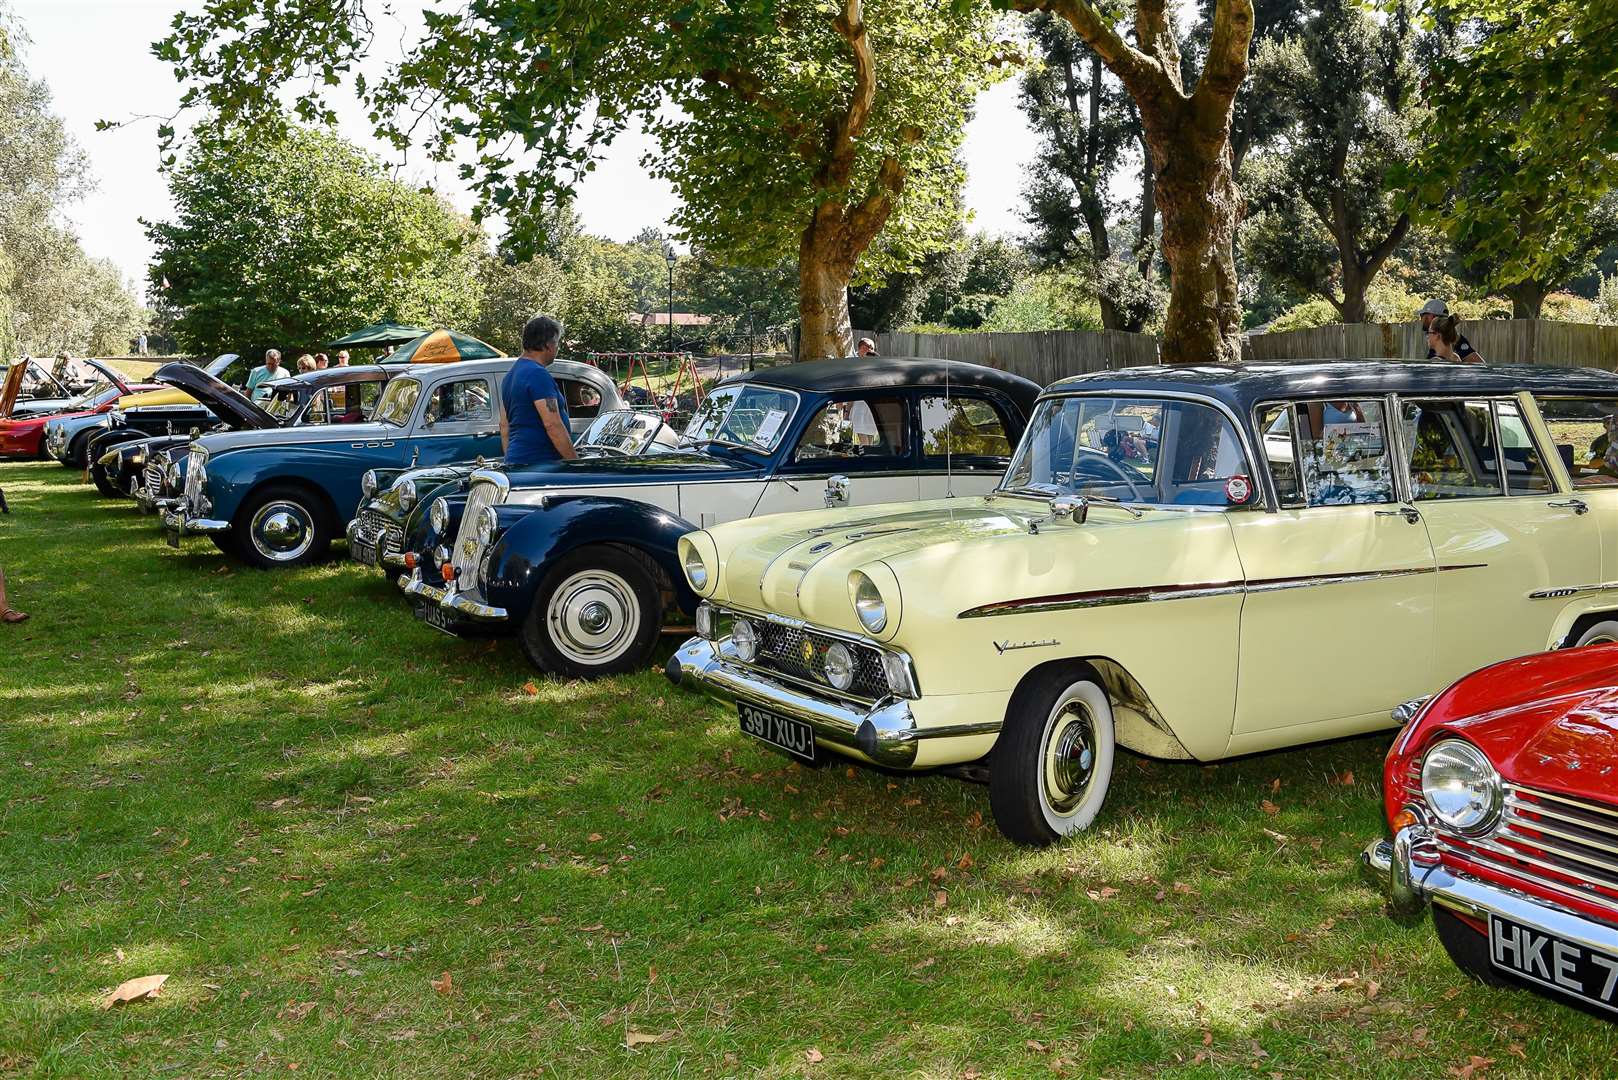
397, 357, 1041, 678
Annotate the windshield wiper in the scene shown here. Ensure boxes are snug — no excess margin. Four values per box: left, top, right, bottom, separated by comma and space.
989, 483, 1064, 501
1081, 492, 1145, 518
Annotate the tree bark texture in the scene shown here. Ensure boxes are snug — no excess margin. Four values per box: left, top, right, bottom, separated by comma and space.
1013, 0, 1254, 365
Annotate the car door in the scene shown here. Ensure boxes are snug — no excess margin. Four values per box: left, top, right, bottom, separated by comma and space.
1398, 395, 1601, 682
1229, 397, 1437, 742
1531, 393, 1618, 596
750, 392, 921, 516
408, 373, 501, 465
915, 391, 1020, 499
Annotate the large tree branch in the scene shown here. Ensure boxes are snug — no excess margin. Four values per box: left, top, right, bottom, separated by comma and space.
1191, 0, 1254, 117
1134, 0, 1183, 96
822, 0, 877, 192
1008, 0, 1159, 97
1362, 212, 1411, 280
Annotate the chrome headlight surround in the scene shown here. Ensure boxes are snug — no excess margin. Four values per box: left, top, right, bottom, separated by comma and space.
394, 476, 418, 512
683, 542, 709, 591
476, 504, 498, 544
429, 496, 449, 535
849, 570, 887, 634
823, 642, 855, 692
880, 650, 920, 700
164, 460, 181, 490
1420, 738, 1503, 836
731, 617, 758, 663
360, 469, 380, 498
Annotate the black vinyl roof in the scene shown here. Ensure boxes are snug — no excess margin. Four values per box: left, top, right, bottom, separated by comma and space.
263, 364, 397, 392
1049, 361, 1618, 414
726, 356, 1042, 412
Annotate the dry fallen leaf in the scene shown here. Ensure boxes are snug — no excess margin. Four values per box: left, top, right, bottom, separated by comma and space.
626, 1030, 676, 1048
102, 973, 169, 1009
430, 971, 453, 995
465, 895, 485, 907
934, 890, 948, 908
1260, 799, 1280, 815
587, 833, 604, 843
805, 1047, 825, 1064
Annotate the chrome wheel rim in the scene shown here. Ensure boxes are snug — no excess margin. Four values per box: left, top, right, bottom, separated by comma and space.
1041, 699, 1097, 817
250, 500, 315, 562
547, 568, 640, 667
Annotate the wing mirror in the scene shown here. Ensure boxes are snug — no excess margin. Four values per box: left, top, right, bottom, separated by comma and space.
824, 474, 850, 508
1050, 496, 1087, 523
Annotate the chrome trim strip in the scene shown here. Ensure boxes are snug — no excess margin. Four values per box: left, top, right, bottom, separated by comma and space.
1518, 786, 1618, 821
1500, 826, 1618, 874
1503, 797, 1618, 838
958, 563, 1487, 619
1528, 581, 1618, 601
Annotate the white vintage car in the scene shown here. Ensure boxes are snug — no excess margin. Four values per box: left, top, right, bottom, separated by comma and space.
668, 362, 1618, 845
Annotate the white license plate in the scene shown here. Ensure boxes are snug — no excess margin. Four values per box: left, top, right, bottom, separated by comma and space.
738, 702, 815, 763
1489, 912, 1618, 1014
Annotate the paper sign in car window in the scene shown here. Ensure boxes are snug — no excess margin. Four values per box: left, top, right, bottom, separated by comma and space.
752, 409, 787, 447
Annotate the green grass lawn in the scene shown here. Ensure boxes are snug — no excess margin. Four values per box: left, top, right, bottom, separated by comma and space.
3, 459, 1615, 1077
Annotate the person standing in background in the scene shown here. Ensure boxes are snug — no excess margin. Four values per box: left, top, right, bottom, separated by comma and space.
336, 350, 350, 367
0, 564, 26, 623
1428, 314, 1483, 364
1418, 300, 1475, 361
314, 352, 330, 369
856, 337, 878, 357
296, 354, 317, 374
245, 350, 283, 400
136, 332, 148, 356
499, 315, 576, 467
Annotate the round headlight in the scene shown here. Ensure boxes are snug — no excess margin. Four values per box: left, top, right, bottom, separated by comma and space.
394, 477, 417, 512
732, 618, 758, 663
824, 642, 855, 691
429, 497, 449, 535
683, 544, 709, 591
165, 461, 181, 488
476, 505, 498, 543
361, 470, 380, 498
850, 571, 887, 634
1421, 739, 1502, 835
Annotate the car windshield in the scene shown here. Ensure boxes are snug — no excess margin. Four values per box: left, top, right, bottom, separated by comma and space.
579, 409, 664, 454
264, 387, 305, 421
374, 377, 421, 427
70, 377, 116, 408
679, 384, 798, 452
1000, 395, 1252, 508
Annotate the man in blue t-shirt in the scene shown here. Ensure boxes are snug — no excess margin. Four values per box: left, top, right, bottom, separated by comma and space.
500, 315, 577, 467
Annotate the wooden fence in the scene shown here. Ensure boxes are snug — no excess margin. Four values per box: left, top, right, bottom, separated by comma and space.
858, 328, 1160, 385
1245, 320, 1618, 369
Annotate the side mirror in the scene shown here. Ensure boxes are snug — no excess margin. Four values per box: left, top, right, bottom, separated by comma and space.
824, 474, 850, 508
1050, 496, 1087, 524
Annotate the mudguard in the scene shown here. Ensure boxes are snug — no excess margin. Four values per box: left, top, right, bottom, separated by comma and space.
87, 426, 150, 463
482, 495, 698, 625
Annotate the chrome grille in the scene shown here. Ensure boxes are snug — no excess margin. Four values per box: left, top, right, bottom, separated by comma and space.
451, 478, 502, 592
144, 461, 164, 498
184, 446, 207, 512
1438, 783, 1618, 924
751, 620, 888, 701
351, 507, 403, 558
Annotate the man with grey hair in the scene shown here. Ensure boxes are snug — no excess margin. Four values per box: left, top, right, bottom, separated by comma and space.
499, 314, 576, 466
246, 348, 284, 400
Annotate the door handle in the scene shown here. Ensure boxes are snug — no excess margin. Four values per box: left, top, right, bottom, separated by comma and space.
1549, 498, 1590, 515
1375, 506, 1421, 524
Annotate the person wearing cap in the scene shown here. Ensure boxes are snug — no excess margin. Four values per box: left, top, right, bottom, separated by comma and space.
1427, 313, 1482, 364
856, 337, 878, 357
1418, 300, 1475, 361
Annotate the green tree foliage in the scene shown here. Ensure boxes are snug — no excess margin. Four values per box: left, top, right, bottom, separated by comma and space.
155, 0, 1012, 360
1241, 0, 1419, 323
1398, 0, 1618, 311
679, 251, 798, 351
146, 123, 484, 357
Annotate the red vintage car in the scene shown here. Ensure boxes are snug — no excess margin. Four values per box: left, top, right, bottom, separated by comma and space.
0, 379, 158, 459
1362, 639, 1618, 1017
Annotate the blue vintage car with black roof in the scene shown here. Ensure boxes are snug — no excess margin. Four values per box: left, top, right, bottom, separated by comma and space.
397, 356, 1041, 678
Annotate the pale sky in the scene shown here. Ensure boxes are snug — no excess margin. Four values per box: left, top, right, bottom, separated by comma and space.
14, 0, 1039, 303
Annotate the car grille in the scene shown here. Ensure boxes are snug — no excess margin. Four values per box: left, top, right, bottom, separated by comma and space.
750, 620, 888, 702
185, 447, 207, 512
1418, 765, 1618, 924
451, 478, 503, 593
352, 507, 403, 558
144, 460, 165, 499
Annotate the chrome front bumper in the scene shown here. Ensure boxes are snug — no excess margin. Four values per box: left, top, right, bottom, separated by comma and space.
397, 568, 508, 622
665, 635, 996, 769
1361, 824, 1618, 955
345, 518, 408, 569
161, 508, 230, 535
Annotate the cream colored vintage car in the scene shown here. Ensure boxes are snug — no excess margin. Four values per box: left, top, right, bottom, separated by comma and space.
668, 362, 1618, 845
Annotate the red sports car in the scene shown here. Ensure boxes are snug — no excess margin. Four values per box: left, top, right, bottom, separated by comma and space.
1363, 640, 1618, 1018
0, 379, 158, 459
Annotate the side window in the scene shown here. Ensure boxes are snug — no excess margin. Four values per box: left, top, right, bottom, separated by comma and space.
1401, 400, 1504, 500
1268, 399, 1396, 506
425, 378, 492, 426
302, 388, 334, 425
561, 378, 603, 420
919, 395, 1013, 459
793, 396, 909, 462
1533, 396, 1618, 489
1496, 400, 1555, 493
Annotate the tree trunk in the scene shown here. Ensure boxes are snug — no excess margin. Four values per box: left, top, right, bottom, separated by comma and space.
1149, 133, 1244, 365
1510, 282, 1547, 320
798, 218, 856, 359
1099, 296, 1124, 330
1338, 266, 1369, 324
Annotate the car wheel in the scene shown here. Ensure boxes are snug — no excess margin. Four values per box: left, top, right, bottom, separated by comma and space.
519, 547, 663, 679
989, 665, 1116, 846
91, 462, 122, 497
64, 433, 92, 470
1432, 905, 1513, 988
233, 484, 332, 569
1574, 621, 1618, 648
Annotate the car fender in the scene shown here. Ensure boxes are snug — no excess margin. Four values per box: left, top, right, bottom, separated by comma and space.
205, 445, 369, 523
482, 495, 696, 622
88, 426, 150, 462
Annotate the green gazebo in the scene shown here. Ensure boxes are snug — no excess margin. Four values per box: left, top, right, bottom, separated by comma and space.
324, 321, 429, 349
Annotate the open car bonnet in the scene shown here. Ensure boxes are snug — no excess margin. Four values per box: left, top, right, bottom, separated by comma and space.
152, 362, 277, 430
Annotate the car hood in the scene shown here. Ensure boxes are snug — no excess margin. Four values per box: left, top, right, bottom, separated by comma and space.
7, 397, 78, 419
7, 406, 97, 428
153, 362, 276, 430
497, 452, 759, 500
199, 420, 392, 455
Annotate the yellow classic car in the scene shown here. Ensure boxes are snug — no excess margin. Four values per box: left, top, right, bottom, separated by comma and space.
668, 362, 1618, 845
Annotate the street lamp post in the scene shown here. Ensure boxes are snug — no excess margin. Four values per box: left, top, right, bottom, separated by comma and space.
664, 249, 676, 356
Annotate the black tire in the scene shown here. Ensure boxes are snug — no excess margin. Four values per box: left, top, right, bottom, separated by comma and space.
63, 433, 93, 470
1432, 905, 1513, 988
231, 483, 334, 569
91, 460, 122, 497
519, 546, 663, 678
989, 664, 1117, 847
1573, 620, 1618, 648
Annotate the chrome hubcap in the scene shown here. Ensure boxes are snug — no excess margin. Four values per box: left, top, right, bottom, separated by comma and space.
251, 501, 314, 561
547, 569, 640, 667
1042, 701, 1097, 815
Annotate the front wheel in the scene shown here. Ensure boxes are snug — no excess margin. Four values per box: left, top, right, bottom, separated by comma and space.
91, 461, 122, 497
232, 484, 333, 569
519, 547, 663, 678
989, 665, 1116, 846
1573, 621, 1618, 648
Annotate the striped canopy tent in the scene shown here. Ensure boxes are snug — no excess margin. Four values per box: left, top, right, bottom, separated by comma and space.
389, 329, 504, 364
325, 321, 429, 348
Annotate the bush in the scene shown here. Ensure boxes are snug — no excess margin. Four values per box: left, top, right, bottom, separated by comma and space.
1266, 297, 1339, 332
1600, 275, 1618, 326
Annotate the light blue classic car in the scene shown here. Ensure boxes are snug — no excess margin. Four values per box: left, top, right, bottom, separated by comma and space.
162, 357, 523, 567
